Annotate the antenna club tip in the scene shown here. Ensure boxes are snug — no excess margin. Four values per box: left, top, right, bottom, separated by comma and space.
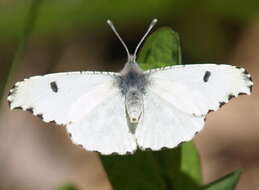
107, 19, 112, 24
152, 18, 158, 24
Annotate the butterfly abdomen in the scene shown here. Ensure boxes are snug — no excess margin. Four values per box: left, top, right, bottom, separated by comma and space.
125, 88, 143, 124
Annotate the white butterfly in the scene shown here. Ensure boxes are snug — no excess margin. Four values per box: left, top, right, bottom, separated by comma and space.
7, 19, 253, 155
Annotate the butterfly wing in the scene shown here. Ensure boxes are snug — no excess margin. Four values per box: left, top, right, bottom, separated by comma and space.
135, 64, 252, 150
145, 64, 253, 116
8, 71, 137, 154
135, 91, 204, 150
8, 71, 118, 125
67, 89, 137, 155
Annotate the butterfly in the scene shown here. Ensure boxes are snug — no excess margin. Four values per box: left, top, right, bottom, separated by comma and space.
7, 19, 253, 155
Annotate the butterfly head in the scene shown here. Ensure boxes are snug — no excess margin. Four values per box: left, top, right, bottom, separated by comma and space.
128, 55, 136, 64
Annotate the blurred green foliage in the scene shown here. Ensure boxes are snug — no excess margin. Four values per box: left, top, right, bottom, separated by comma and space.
0, 0, 259, 41
0, 0, 43, 103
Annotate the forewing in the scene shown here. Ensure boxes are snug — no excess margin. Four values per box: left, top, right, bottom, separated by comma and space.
67, 90, 137, 155
135, 91, 204, 150
8, 71, 118, 125
145, 64, 253, 116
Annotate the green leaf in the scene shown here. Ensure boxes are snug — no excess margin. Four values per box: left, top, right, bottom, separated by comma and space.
152, 142, 202, 190
101, 151, 168, 190
181, 142, 202, 184
175, 142, 202, 190
55, 184, 77, 190
138, 27, 181, 69
0, 0, 43, 104
202, 170, 241, 190
151, 146, 181, 190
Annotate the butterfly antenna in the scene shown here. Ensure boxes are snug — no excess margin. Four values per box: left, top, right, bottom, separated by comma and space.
107, 20, 131, 60
133, 19, 158, 58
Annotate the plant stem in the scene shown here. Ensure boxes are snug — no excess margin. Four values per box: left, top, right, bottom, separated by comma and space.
0, 0, 43, 104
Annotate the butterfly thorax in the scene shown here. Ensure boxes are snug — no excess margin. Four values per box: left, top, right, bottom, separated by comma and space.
118, 61, 147, 124
118, 61, 147, 94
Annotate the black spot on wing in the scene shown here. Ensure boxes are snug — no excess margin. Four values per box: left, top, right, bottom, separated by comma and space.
203, 71, 211, 82
49, 120, 56, 124
26, 107, 33, 113
36, 114, 43, 120
205, 109, 215, 121
238, 92, 247, 96
243, 69, 249, 75
219, 101, 226, 108
249, 85, 253, 92
248, 76, 253, 82
13, 106, 23, 110
50, 81, 58, 93
228, 94, 235, 100
207, 109, 214, 114
145, 148, 153, 151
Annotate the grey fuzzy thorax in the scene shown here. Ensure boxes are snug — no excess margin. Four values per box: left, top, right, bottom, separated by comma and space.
116, 62, 149, 95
